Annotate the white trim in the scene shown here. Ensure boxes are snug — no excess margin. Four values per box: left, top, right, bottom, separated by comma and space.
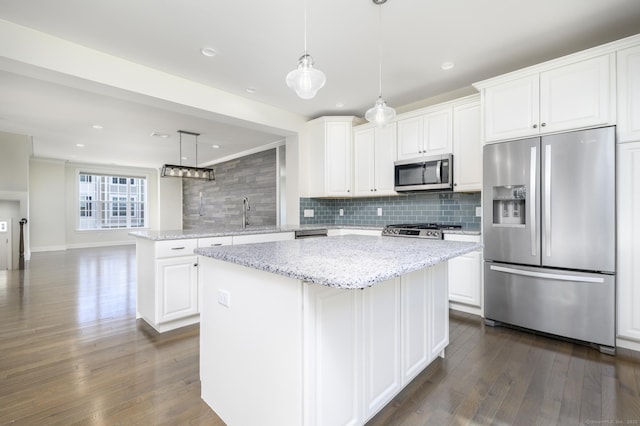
617, 337, 640, 353
30, 245, 67, 253
202, 139, 285, 166
66, 240, 135, 250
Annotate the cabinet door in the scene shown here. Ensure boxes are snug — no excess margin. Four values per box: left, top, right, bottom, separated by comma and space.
540, 54, 612, 134
448, 250, 482, 307
617, 142, 640, 342
326, 121, 353, 196
353, 128, 376, 196
156, 256, 198, 324
397, 115, 423, 160
429, 262, 449, 359
453, 101, 482, 192
401, 268, 429, 385
617, 45, 640, 142
362, 279, 401, 421
304, 285, 361, 426
373, 123, 398, 195
423, 108, 453, 155
484, 75, 540, 142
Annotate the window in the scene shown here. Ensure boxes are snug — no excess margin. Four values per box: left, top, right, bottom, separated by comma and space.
78, 173, 147, 230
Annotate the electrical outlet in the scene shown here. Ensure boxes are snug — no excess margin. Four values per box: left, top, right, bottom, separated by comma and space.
377, 208, 382, 216
339, 209, 344, 216
218, 289, 231, 308
303, 209, 314, 218
476, 206, 482, 217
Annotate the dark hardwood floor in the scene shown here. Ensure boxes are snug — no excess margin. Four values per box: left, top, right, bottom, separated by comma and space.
1, 246, 639, 425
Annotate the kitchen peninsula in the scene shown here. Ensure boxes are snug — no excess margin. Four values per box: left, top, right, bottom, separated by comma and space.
195, 234, 481, 425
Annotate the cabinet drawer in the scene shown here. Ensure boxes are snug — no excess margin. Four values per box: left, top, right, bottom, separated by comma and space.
155, 239, 198, 258
198, 236, 233, 248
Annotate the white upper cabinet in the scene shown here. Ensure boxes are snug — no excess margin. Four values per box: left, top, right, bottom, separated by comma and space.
617, 44, 640, 143
353, 123, 397, 197
397, 108, 452, 160
303, 116, 362, 197
452, 96, 482, 192
479, 54, 614, 142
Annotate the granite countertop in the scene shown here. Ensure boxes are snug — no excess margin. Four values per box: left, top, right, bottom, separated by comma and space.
195, 234, 482, 290
130, 225, 479, 241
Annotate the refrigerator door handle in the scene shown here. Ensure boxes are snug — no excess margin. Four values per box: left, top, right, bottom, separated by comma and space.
544, 144, 552, 257
530, 146, 537, 257
489, 265, 605, 284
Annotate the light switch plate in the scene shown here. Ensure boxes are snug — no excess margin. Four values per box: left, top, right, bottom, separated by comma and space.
303, 209, 314, 218
476, 207, 482, 217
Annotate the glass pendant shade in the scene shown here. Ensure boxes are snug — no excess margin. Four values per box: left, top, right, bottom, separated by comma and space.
365, 97, 396, 127
286, 54, 326, 99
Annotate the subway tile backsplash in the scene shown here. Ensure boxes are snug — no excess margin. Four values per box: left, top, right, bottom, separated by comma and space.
300, 192, 481, 230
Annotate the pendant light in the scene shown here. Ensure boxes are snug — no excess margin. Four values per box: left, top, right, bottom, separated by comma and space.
365, 0, 396, 127
285, 0, 326, 99
161, 130, 215, 180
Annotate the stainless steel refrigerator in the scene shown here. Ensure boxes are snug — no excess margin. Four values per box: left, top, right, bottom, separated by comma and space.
483, 126, 616, 354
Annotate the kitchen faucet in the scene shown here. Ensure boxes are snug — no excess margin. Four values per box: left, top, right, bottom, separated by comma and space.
242, 197, 250, 229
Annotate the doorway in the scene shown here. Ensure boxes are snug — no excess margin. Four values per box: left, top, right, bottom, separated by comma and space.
0, 219, 8, 270
0, 201, 19, 269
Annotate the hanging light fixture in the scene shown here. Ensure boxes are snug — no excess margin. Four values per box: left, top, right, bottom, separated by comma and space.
161, 130, 215, 180
365, 0, 396, 127
285, 0, 326, 99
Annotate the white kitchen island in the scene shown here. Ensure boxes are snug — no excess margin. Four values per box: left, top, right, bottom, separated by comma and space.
195, 235, 481, 426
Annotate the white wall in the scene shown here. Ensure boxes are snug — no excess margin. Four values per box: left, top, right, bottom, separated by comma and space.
0, 131, 31, 264
29, 159, 168, 252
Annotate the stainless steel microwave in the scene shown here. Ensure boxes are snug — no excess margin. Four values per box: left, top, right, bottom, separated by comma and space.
394, 154, 453, 192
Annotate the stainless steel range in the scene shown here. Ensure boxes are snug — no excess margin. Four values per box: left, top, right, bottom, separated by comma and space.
381, 223, 462, 239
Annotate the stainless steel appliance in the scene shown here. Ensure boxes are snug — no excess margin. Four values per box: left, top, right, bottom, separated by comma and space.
483, 126, 616, 354
294, 229, 328, 239
382, 223, 462, 239
394, 154, 453, 192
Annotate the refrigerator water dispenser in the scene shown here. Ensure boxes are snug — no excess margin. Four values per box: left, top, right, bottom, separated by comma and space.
492, 185, 526, 226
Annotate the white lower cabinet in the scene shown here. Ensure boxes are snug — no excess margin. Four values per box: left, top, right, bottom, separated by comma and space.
445, 234, 483, 316
304, 284, 362, 426
156, 256, 199, 323
363, 279, 402, 419
617, 141, 640, 350
304, 263, 448, 425
136, 238, 201, 333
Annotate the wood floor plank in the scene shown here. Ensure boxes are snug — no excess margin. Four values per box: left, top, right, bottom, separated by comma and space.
2, 246, 639, 425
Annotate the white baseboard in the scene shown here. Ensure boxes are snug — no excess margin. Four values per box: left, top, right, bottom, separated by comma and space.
31, 240, 135, 253
449, 301, 483, 317
30, 245, 67, 253
617, 337, 640, 353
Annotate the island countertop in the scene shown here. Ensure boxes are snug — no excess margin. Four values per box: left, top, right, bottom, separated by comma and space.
195, 234, 482, 289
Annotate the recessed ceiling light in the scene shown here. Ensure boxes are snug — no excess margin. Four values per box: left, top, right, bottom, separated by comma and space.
150, 132, 170, 138
245, 87, 257, 94
441, 62, 455, 71
212, 144, 220, 149
201, 47, 217, 57
76, 143, 85, 148
335, 102, 345, 108
92, 124, 103, 130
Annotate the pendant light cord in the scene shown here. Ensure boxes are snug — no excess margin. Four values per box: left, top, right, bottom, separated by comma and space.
377, 4, 383, 99
303, 0, 308, 55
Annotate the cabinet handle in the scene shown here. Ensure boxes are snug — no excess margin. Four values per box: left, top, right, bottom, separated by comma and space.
541, 122, 546, 127
370, 189, 374, 192
533, 124, 538, 129
171, 247, 185, 250
374, 188, 377, 191
211, 243, 222, 246
194, 263, 198, 267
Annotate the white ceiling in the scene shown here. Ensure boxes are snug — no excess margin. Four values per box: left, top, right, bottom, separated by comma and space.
1, 0, 640, 169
